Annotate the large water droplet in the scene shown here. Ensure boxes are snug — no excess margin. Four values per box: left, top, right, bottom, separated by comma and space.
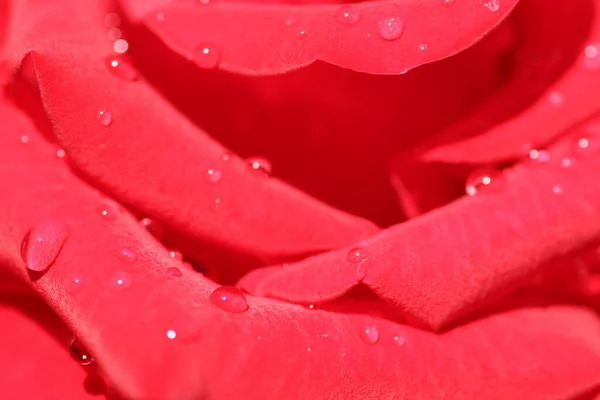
207, 169, 222, 182
110, 271, 132, 289
209, 286, 249, 313
465, 168, 501, 196
97, 110, 113, 127
166, 329, 177, 339
483, 0, 500, 11
167, 267, 182, 277
56, 149, 66, 159
336, 6, 360, 26
140, 217, 164, 239
377, 17, 404, 41
106, 55, 139, 81
97, 203, 117, 220
193, 44, 220, 69
359, 325, 379, 344
347, 247, 366, 263
247, 157, 272, 177
113, 39, 129, 54
21, 221, 69, 273
69, 337, 94, 366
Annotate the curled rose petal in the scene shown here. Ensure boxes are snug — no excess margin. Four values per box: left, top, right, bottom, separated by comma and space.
122, 0, 520, 74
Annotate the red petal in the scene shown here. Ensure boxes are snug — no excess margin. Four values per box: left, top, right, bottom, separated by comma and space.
241, 119, 600, 329
122, 0, 520, 74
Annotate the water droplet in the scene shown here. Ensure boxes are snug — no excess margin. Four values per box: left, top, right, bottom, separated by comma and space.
56, 149, 66, 158
336, 6, 360, 26
209, 286, 249, 313
347, 247, 366, 263
548, 91, 563, 106
214, 198, 221, 207
97, 110, 113, 127
106, 55, 139, 81
393, 335, 406, 346
221, 153, 230, 161
198, 0, 210, 4
359, 325, 379, 344
169, 250, 183, 261
118, 247, 136, 262
306, 347, 312, 352
110, 271, 132, 289
418, 43, 428, 52
561, 158, 572, 167
97, 203, 117, 220
583, 44, 600, 70
579, 138, 590, 149
65, 276, 83, 294
529, 149, 550, 162
107, 28, 121, 41
69, 337, 94, 365
465, 168, 500, 196
247, 157, 272, 177
307, 304, 320, 310
377, 17, 404, 41
207, 169, 222, 182
104, 13, 121, 28
167, 267, 182, 277
296, 29, 307, 38
113, 39, 129, 54
483, 0, 500, 11
442, 0, 455, 5
585, 45, 598, 59
166, 329, 177, 339
21, 221, 69, 273
552, 185, 563, 195
192, 44, 220, 69
140, 217, 164, 239
20, 135, 29, 144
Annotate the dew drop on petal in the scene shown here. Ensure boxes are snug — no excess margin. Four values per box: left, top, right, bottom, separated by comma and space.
97, 110, 113, 127
247, 157, 272, 177
199, 0, 211, 4
347, 247, 366, 263
561, 158, 572, 167
214, 198, 221, 207
65, 276, 84, 294
97, 203, 117, 220
393, 335, 406, 346
209, 286, 249, 313
118, 247, 136, 262
418, 43, 428, 52
21, 221, 70, 273
579, 138, 590, 149
110, 271, 132, 289
167, 267, 182, 277
307, 304, 320, 310
166, 329, 177, 339
192, 44, 220, 69
483, 0, 500, 11
221, 153, 230, 161
552, 185, 563, 195
548, 91, 563, 106
296, 29, 307, 38
377, 17, 404, 41
207, 169, 222, 183
360, 325, 379, 344
169, 250, 184, 261
583, 44, 600, 70
140, 217, 164, 239
69, 337, 94, 366
106, 55, 139, 81
56, 149, 66, 159
113, 39, 129, 54
529, 149, 550, 162
336, 6, 360, 26
442, 0, 455, 5
20, 135, 29, 144
465, 168, 500, 196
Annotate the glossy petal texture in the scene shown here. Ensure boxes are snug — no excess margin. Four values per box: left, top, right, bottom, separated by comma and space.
123, 0, 520, 74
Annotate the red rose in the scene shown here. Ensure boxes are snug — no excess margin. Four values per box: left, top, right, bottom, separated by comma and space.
2, 0, 600, 398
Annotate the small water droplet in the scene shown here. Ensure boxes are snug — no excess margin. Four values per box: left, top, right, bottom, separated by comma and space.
529, 149, 550, 162
221, 153, 230, 161
442, 0, 455, 5
20, 135, 29, 144
199, 0, 210, 4
214, 198, 221, 207
21, 221, 70, 273
167, 267, 182, 277
209, 286, 249, 313
140, 217, 164, 239
97, 110, 113, 127
118, 248, 136, 262
207, 169, 222, 182
418, 43, 428, 52
465, 168, 500, 196
483, 0, 500, 11
306, 347, 312, 352
69, 337, 94, 365
97, 203, 117, 220
393, 335, 406, 346
66, 276, 83, 294
169, 250, 183, 261
336, 6, 360, 26
359, 325, 379, 344
579, 138, 590, 149
113, 39, 129, 54
192, 44, 220, 69
56, 149, 66, 158
247, 157, 272, 177
548, 91, 563, 106
585, 45, 598, 59
110, 271, 132, 289
561, 158, 572, 167
307, 304, 320, 310
296, 29, 307, 38
166, 329, 177, 339
583, 44, 600, 70
106, 55, 139, 81
107, 28, 121, 41
377, 17, 404, 41
552, 185, 563, 195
